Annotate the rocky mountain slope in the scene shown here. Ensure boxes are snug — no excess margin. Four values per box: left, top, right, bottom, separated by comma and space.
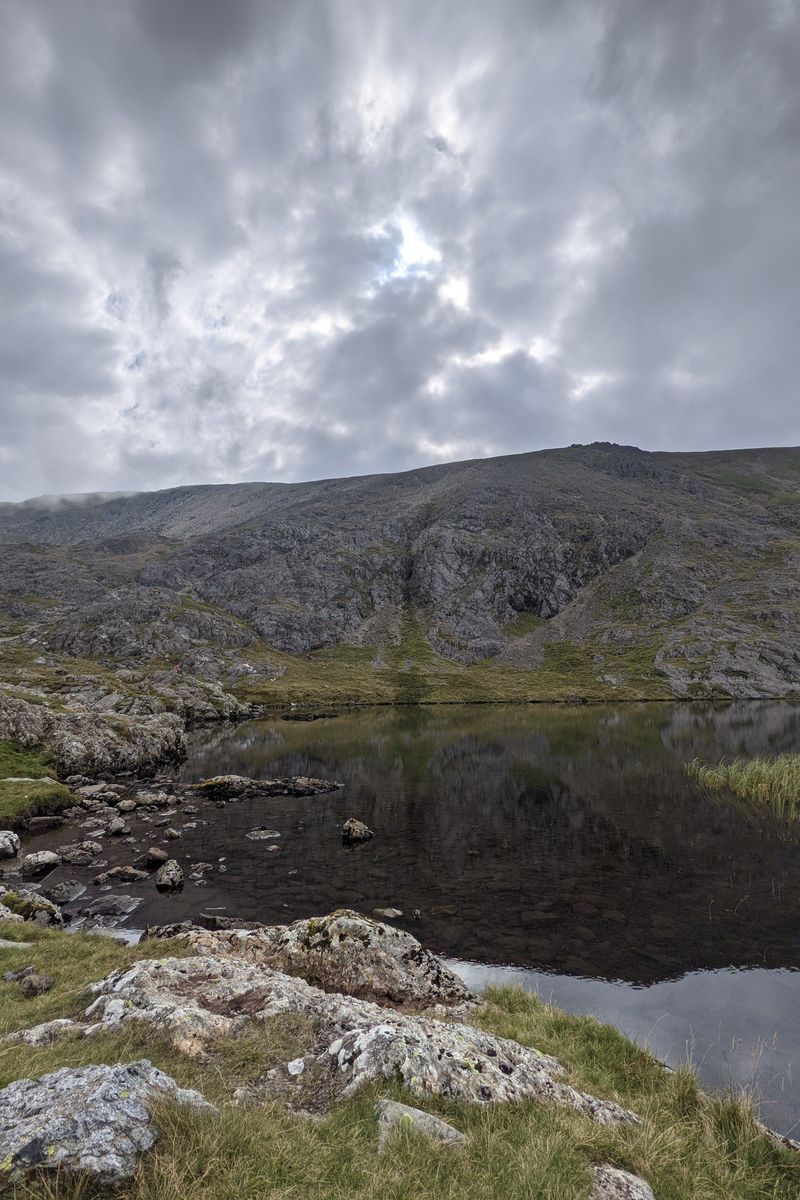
1, 442, 799, 710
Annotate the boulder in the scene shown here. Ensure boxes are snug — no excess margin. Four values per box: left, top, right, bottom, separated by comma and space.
1, 1019, 89, 1047
590, 1165, 656, 1199
21, 850, 61, 877
0, 831, 21, 860
175, 910, 473, 1010
18, 973, 54, 998
84, 954, 638, 1125
134, 846, 170, 868
0, 904, 24, 924
57, 840, 103, 865
92, 866, 149, 885
0, 1060, 212, 1183
342, 818, 374, 844
154, 859, 183, 891
375, 1098, 465, 1151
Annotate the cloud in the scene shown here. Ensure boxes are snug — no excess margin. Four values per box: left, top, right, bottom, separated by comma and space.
0, 0, 798, 499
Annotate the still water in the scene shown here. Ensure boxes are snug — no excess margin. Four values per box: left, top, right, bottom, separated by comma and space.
44, 701, 800, 1134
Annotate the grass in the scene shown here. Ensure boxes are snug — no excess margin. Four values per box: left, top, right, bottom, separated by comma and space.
0, 741, 74, 827
688, 755, 800, 819
0, 924, 797, 1199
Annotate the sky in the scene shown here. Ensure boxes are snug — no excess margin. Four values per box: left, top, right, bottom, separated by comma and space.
1, 0, 799, 501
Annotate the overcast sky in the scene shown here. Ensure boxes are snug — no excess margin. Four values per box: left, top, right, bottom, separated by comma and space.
1, 0, 798, 500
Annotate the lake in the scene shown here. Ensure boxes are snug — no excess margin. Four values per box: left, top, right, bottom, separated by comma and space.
52, 702, 800, 1134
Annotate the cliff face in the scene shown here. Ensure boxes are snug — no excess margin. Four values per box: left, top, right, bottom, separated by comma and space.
1, 442, 799, 704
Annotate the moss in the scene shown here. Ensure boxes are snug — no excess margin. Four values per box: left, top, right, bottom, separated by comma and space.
0, 743, 74, 824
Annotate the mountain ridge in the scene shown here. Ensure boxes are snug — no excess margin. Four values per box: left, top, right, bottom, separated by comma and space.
1, 442, 799, 709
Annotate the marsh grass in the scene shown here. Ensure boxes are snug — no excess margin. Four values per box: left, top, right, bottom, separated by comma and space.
1, 926, 797, 1199
688, 755, 800, 819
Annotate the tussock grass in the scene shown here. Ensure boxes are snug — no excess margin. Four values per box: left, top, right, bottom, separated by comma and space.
688, 754, 800, 818
1, 929, 797, 1199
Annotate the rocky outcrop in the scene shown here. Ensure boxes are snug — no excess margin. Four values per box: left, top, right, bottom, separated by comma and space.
0, 693, 186, 777
342, 818, 374, 843
171, 911, 473, 1010
0, 1060, 212, 1184
188, 774, 342, 800
84, 954, 637, 1123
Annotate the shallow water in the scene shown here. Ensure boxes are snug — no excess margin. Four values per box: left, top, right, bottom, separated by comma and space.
26, 701, 800, 1133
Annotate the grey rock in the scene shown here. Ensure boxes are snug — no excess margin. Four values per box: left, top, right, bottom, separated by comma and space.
4, 965, 34, 982
107, 817, 130, 836
246, 828, 282, 841
0, 1060, 213, 1182
0, 904, 25, 924
154, 859, 183, 891
57, 840, 103, 865
590, 1165, 656, 1199
41, 880, 86, 904
134, 846, 169, 868
0, 831, 21, 860
164, 827, 181, 840
375, 1098, 465, 1151
84, 894, 142, 917
342, 818, 374, 844
92, 866, 149, 885
1, 1019, 87, 1047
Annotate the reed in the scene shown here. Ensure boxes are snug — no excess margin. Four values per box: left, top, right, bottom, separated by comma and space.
688, 754, 800, 818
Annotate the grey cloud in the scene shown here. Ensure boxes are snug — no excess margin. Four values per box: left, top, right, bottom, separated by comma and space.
0, 0, 798, 501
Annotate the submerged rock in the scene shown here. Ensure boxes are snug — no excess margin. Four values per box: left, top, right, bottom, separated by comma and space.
0, 1060, 212, 1183
0, 831, 21, 860
189, 774, 342, 801
375, 1098, 465, 1151
84, 954, 638, 1124
172, 910, 473, 1010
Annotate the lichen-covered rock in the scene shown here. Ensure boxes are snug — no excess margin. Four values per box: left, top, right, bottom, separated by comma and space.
0, 1060, 213, 1183
0, 885, 64, 925
590, 1165, 656, 1199
84, 955, 638, 1124
0, 831, 21, 860
188, 774, 341, 800
18, 973, 54, 998
175, 911, 473, 1010
375, 1098, 465, 1151
0, 904, 24, 923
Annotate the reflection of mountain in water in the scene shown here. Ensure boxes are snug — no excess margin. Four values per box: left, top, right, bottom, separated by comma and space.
179, 702, 800, 985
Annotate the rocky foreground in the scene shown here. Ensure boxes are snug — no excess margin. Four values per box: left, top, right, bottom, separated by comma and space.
1, 911, 648, 1194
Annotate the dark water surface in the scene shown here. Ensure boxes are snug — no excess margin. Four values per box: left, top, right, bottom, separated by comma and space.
39, 702, 800, 1132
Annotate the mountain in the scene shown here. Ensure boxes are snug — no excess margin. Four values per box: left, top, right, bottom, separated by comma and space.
1, 442, 799, 710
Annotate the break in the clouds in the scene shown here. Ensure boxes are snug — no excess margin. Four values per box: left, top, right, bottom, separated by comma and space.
0, 0, 799, 500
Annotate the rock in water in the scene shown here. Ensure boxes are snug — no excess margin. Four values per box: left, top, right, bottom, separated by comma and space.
375, 1098, 466, 1151
154, 859, 183, 891
342, 818, 374, 843
21, 850, 61, 877
0, 1060, 212, 1183
84, 955, 638, 1124
590, 1165, 656, 1199
174, 909, 473, 1010
0, 831, 21, 860
189, 774, 341, 800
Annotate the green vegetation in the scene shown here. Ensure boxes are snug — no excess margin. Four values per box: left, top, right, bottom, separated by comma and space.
0, 924, 796, 1199
688, 754, 800, 819
0, 741, 73, 826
